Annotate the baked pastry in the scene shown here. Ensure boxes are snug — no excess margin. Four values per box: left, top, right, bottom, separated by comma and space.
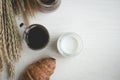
20, 57, 56, 80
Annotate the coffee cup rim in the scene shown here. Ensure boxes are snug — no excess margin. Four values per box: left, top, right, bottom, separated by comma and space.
23, 24, 50, 50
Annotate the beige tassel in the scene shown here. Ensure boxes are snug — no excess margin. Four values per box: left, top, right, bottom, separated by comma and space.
0, 0, 3, 72
1, 0, 22, 80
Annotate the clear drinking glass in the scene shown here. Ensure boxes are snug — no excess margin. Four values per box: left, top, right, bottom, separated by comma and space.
23, 24, 49, 51
37, 0, 61, 12
57, 33, 83, 57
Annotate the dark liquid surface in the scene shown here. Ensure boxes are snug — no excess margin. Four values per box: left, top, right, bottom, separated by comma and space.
25, 25, 49, 50
41, 0, 55, 5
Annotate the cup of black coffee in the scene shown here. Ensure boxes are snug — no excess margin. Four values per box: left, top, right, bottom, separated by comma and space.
24, 24, 49, 50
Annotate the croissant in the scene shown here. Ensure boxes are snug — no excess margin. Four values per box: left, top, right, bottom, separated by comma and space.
20, 57, 56, 80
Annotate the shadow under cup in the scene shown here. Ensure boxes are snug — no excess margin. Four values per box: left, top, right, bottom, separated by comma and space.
24, 24, 49, 50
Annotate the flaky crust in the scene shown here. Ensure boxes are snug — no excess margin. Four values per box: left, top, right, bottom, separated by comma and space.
20, 58, 56, 80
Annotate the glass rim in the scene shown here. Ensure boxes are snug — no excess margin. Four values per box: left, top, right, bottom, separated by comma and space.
23, 24, 50, 50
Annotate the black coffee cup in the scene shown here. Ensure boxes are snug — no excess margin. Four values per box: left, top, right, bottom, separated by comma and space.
24, 24, 49, 50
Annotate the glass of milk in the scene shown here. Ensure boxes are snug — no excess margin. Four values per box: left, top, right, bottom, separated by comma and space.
57, 33, 83, 57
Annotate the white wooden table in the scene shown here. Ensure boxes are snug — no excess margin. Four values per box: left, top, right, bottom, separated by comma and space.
2, 0, 120, 80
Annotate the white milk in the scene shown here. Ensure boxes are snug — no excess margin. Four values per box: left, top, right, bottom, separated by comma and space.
57, 33, 83, 57
60, 35, 78, 54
